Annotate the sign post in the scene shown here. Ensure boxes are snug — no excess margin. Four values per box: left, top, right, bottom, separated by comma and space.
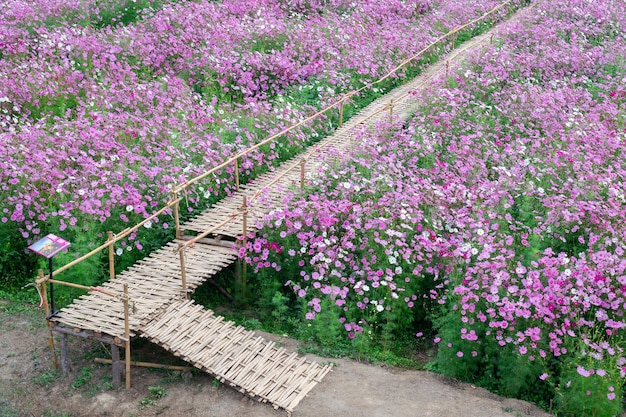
28, 234, 71, 316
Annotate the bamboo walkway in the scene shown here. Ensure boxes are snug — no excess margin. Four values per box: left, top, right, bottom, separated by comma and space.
48, 24, 499, 413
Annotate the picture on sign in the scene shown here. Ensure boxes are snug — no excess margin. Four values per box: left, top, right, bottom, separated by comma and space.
28, 234, 71, 259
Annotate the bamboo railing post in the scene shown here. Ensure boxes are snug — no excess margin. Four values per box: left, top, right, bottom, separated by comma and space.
234, 158, 240, 192
38, 269, 58, 370
389, 99, 394, 123
123, 284, 130, 389
178, 243, 188, 299
107, 231, 115, 280
446, 60, 450, 77
339, 98, 344, 128
241, 195, 248, 247
300, 158, 306, 190
241, 195, 248, 301
173, 190, 181, 239
451, 32, 456, 49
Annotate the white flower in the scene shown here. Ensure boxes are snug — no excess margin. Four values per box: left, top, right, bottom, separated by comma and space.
115, 248, 123, 256
143, 221, 152, 229
362, 285, 370, 292
376, 304, 384, 312
126, 205, 133, 212
476, 228, 485, 236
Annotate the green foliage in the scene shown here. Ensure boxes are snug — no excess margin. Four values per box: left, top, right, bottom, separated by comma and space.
0, 222, 38, 292
555, 360, 623, 417
71, 366, 93, 390
139, 385, 167, 409
32, 371, 58, 388
95, 0, 167, 28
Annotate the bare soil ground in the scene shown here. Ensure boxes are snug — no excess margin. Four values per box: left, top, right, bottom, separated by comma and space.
0, 301, 552, 417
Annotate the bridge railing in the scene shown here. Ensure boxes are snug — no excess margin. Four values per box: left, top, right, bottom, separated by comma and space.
35, 0, 518, 323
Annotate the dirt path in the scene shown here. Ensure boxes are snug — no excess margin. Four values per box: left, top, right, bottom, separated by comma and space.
0, 4, 553, 417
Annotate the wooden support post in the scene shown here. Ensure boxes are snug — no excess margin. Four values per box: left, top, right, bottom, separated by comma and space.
300, 159, 306, 191
38, 269, 58, 370
338, 99, 344, 128
123, 284, 131, 389
178, 244, 188, 299
173, 190, 181, 239
451, 32, 456, 49
234, 158, 240, 192
241, 195, 249, 302
490, 34, 494, 45
446, 60, 449, 77
111, 344, 121, 389
241, 195, 248, 247
107, 231, 115, 280
389, 99, 394, 123
59, 333, 70, 376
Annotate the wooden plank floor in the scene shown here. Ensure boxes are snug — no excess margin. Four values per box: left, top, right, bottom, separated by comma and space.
50, 242, 237, 339
141, 299, 332, 412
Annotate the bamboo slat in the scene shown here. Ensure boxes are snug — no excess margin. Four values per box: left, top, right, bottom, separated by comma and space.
140, 300, 332, 412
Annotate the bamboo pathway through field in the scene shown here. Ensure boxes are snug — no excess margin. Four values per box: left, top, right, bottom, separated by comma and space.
49, 25, 500, 413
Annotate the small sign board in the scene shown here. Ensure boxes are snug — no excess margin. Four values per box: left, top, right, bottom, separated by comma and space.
28, 234, 71, 259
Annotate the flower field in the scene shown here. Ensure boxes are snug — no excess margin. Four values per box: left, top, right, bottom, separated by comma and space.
0, 0, 516, 292
243, 0, 626, 415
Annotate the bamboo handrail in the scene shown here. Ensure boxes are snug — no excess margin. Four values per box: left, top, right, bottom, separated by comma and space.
50, 196, 182, 278
42, 0, 518, 288
173, 0, 513, 195
176, 211, 241, 252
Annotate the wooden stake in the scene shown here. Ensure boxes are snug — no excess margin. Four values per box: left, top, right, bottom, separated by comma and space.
111, 344, 121, 389
338, 99, 344, 128
178, 243, 188, 299
107, 231, 115, 280
446, 60, 449, 76
234, 158, 240, 192
60, 333, 70, 376
241, 195, 248, 247
39, 269, 58, 370
173, 190, 181, 239
389, 99, 394, 123
123, 284, 131, 389
300, 159, 305, 191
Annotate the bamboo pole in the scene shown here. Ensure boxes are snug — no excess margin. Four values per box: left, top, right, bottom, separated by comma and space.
38, 269, 58, 370
241, 195, 248, 247
234, 158, 240, 192
123, 284, 130, 389
50, 196, 183, 278
107, 231, 115, 280
34, 278, 121, 298
41, 0, 515, 290
178, 243, 188, 299
300, 159, 306, 191
389, 99, 394, 123
177, 211, 240, 251
95, 358, 192, 372
338, 98, 344, 127
173, 2, 513, 196
173, 190, 181, 239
